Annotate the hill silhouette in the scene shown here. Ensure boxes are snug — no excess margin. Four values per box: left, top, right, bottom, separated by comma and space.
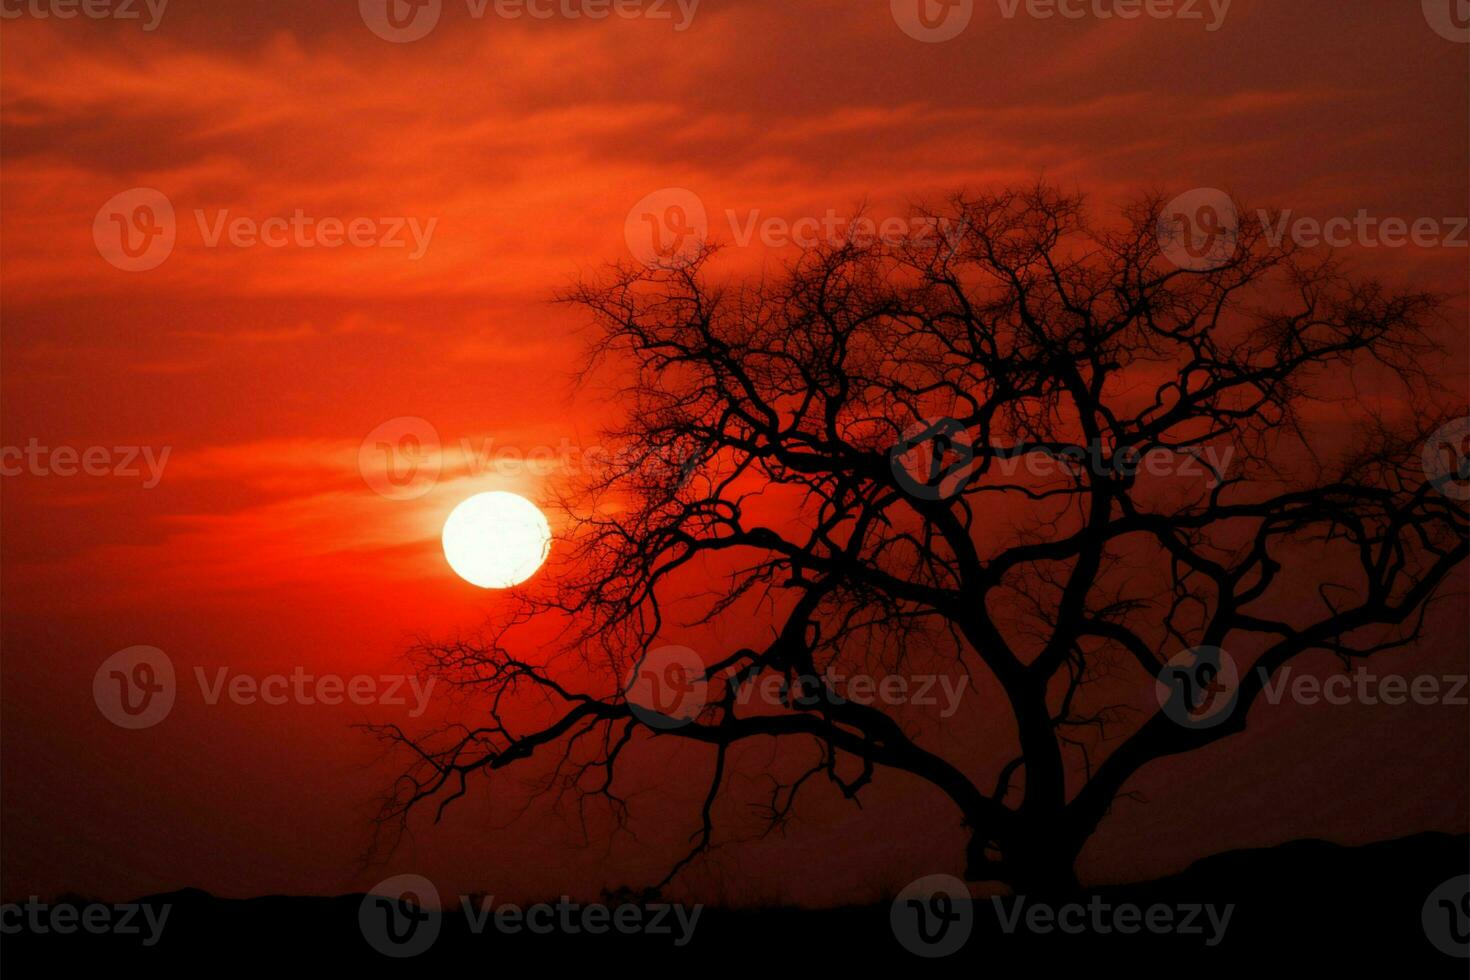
4, 833, 1466, 971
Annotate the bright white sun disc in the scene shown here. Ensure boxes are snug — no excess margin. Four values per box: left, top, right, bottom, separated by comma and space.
441, 491, 552, 589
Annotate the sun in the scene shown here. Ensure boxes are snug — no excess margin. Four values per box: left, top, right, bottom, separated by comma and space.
441, 491, 552, 589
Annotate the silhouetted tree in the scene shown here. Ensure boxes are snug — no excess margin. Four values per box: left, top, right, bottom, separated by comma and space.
370, 184, 1467, 896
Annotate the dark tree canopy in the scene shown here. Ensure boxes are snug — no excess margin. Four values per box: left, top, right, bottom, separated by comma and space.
370, 184, 1467, 895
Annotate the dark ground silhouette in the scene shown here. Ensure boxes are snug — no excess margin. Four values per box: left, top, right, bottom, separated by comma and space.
5, 832, 1467, 972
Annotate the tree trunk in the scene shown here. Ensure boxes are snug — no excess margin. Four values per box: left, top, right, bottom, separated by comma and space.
968, 829, 1082, 899
1008, 852, 1081, 899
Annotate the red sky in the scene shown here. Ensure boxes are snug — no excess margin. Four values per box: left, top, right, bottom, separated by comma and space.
2, 0, 1467, 906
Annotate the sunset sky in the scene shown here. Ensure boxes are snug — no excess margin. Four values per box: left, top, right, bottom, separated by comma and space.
2, 1, 1467, 907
